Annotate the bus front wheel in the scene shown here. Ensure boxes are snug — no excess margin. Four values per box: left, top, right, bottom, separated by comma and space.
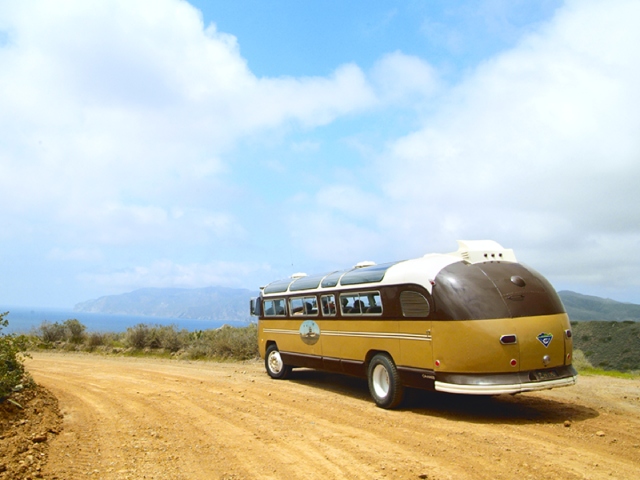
367, 353, 404, 409
265, 345, 292, 380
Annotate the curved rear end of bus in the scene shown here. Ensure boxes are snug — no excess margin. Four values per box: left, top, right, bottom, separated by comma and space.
430, 261, 577, 394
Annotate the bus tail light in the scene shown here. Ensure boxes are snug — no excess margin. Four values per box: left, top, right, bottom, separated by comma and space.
500, 334, 517, 345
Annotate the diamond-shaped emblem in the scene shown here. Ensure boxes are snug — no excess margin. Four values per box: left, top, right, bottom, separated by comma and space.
537, 332, 553, 347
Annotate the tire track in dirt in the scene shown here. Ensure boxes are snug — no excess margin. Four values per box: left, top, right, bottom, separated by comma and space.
26, 353, 640, 480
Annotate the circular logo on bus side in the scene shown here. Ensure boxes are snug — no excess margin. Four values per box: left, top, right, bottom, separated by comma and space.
299, 320, 320, 345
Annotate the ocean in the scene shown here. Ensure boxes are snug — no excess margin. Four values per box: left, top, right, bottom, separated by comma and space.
1, 305, 233, 334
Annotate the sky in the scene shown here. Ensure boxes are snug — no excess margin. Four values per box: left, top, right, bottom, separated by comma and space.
1, 0, 639, 308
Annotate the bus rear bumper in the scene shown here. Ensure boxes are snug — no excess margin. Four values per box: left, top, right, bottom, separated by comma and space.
434, 365, 577, 395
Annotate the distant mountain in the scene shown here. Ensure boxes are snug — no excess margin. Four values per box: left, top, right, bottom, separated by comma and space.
74, 286, 259, 322
559, 291, 640, 321
74, 287, 639, 323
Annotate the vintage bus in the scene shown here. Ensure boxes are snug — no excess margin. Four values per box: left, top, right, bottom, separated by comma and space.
251, 240, 577, 408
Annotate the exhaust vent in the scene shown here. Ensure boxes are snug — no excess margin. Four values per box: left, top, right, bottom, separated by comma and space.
453, 240, 517, 264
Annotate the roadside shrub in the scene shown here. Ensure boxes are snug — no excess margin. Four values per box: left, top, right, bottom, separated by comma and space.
123, 324, 188, 352
64, 319, 86, 344
86, 332, 108, 348
154, 325, 188, 352
29, 318, 258, 361
37, 319, 88, 344
185, 323, 258, 360
0, 312, 31, 400
38, 321, 66, 343
125, 323, 151, 349
572, 349, 593, 371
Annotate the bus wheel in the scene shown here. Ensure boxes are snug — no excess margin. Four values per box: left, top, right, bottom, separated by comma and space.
367, 353, 404, 409
265, 345, 292, 379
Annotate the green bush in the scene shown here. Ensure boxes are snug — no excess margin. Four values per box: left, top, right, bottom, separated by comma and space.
87, 331, 108, 348
125, 323, 151, 349
30, 318, 258, 361
38, 321, 67, 343
123, 324, 188, 352
64, 319, 86, 344
37, 319, 87, 344
185, 323, 258, 360
0, 312, 31, 400
571, 349, 593, 371
154, 325, 188, 352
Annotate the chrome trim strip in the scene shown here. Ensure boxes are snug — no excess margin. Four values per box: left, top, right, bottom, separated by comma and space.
262, 328, 431, 341
435, 375, 577, 395
263, 328, 299, 335
323, 330, 430, 341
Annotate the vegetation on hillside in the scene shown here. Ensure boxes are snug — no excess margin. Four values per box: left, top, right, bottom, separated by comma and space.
572, 320, 640, 372
31, 319, 259, 361
0, 312, 32, 400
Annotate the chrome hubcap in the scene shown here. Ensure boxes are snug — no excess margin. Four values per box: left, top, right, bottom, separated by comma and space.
268, 351, 283, 374
372, 364, 390, 398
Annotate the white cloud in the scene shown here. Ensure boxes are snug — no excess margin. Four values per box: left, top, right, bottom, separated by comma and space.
370, 51, 439, 105
0, 0, 378, 248
2, 0, 639, 306
291, 0, 640, 300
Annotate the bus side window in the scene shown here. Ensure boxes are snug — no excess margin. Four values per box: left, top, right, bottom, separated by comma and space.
290, 296, 318, 316
340, 294, 358, 315
321, 295, 336, 316
304, 297, 318, 315
290, 297, 304, 315
265, 298, 286, 316
365, 292, 382, 314
340, 292, 382, 315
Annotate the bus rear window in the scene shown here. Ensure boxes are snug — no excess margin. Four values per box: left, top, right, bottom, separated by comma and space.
400, 291, 430, 317
340, 292, 382, 315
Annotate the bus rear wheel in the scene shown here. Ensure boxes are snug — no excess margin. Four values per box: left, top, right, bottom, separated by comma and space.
367, 353, 404, 409
265, 345, 292, 379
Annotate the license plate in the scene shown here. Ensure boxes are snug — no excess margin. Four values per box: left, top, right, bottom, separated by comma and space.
533, 369, 558, 381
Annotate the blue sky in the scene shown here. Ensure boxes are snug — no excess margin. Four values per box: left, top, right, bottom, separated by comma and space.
1, 0, 639, 308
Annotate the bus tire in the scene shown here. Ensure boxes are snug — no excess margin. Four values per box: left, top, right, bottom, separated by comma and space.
367, 353, 404, 409
265, 345, 292, 380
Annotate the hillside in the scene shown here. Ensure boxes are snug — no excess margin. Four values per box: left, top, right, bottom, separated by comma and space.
74, 286, 258, 322
572, 320, 640, 371
559, 290, 640, 321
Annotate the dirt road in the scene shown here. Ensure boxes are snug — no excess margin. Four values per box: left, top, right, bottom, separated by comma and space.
25, 352, 640, 480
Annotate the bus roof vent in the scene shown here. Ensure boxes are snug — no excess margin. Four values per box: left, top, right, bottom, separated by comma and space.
453, 240, 517, 264
354, 261, 376, 269
290, 272, 307, 279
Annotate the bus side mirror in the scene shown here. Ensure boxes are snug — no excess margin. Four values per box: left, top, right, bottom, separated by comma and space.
250, 297, 262, 316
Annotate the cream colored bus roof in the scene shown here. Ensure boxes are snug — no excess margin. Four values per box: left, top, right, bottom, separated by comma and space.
262, 240, 517, 295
